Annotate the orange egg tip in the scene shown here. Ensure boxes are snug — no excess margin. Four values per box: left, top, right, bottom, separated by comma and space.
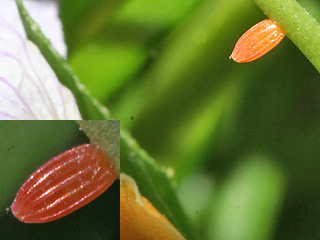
230, 52, 243, 63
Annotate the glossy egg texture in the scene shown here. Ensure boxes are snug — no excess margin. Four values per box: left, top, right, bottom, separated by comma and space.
11, 144, 116, 223
231, 19, 285, 63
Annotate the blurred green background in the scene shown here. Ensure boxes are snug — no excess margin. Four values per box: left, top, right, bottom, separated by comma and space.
60, 0, 320, 239
0, 121, 119, 239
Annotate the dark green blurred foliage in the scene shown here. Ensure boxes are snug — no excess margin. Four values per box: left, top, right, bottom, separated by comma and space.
57, 0, 320, 239
60, 0, 203, 101
0, 121, 119, 240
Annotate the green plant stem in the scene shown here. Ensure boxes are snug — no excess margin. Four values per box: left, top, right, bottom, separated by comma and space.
254, 0, 320, 73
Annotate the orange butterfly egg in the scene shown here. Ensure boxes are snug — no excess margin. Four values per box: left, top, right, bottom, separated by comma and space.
11, 144, 116, 223
231, 19, 285, 63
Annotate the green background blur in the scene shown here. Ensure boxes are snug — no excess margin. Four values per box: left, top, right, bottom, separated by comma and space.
0, 121, 119, 239
60, 0, 319, 239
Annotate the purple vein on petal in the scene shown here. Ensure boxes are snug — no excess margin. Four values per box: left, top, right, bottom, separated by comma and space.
0, 77, 37, 119
23, 44, 60, 119
0, 93, 33, 119
0, 50, 54, 115
0, 16, 26, 40
0, 7, 81, 120
0, 18, 61, 119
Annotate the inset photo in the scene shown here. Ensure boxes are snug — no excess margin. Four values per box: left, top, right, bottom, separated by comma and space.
0, 120, 119, 239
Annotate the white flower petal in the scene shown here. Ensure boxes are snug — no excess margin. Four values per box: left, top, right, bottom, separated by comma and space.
0, 0, 26, 37
0, 2, 82, 120
0, 0, 67, 57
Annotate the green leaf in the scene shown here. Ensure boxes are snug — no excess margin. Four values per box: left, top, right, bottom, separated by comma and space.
165, 75, 251, 182
16, 0, 110, 120
206, 155, 285, 240
60, 0, 124, 52
69, 42, 146, 101
254, 0, 320, 73
120, 129, 196, 240
63, 0, 203, 102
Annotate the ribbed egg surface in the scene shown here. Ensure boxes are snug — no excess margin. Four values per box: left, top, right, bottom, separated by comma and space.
11, 144, 116, 223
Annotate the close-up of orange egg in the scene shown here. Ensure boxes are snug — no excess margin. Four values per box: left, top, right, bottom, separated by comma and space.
0, 121, 119, 239
11, 144, 116, 223
231, 19, 286, 63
